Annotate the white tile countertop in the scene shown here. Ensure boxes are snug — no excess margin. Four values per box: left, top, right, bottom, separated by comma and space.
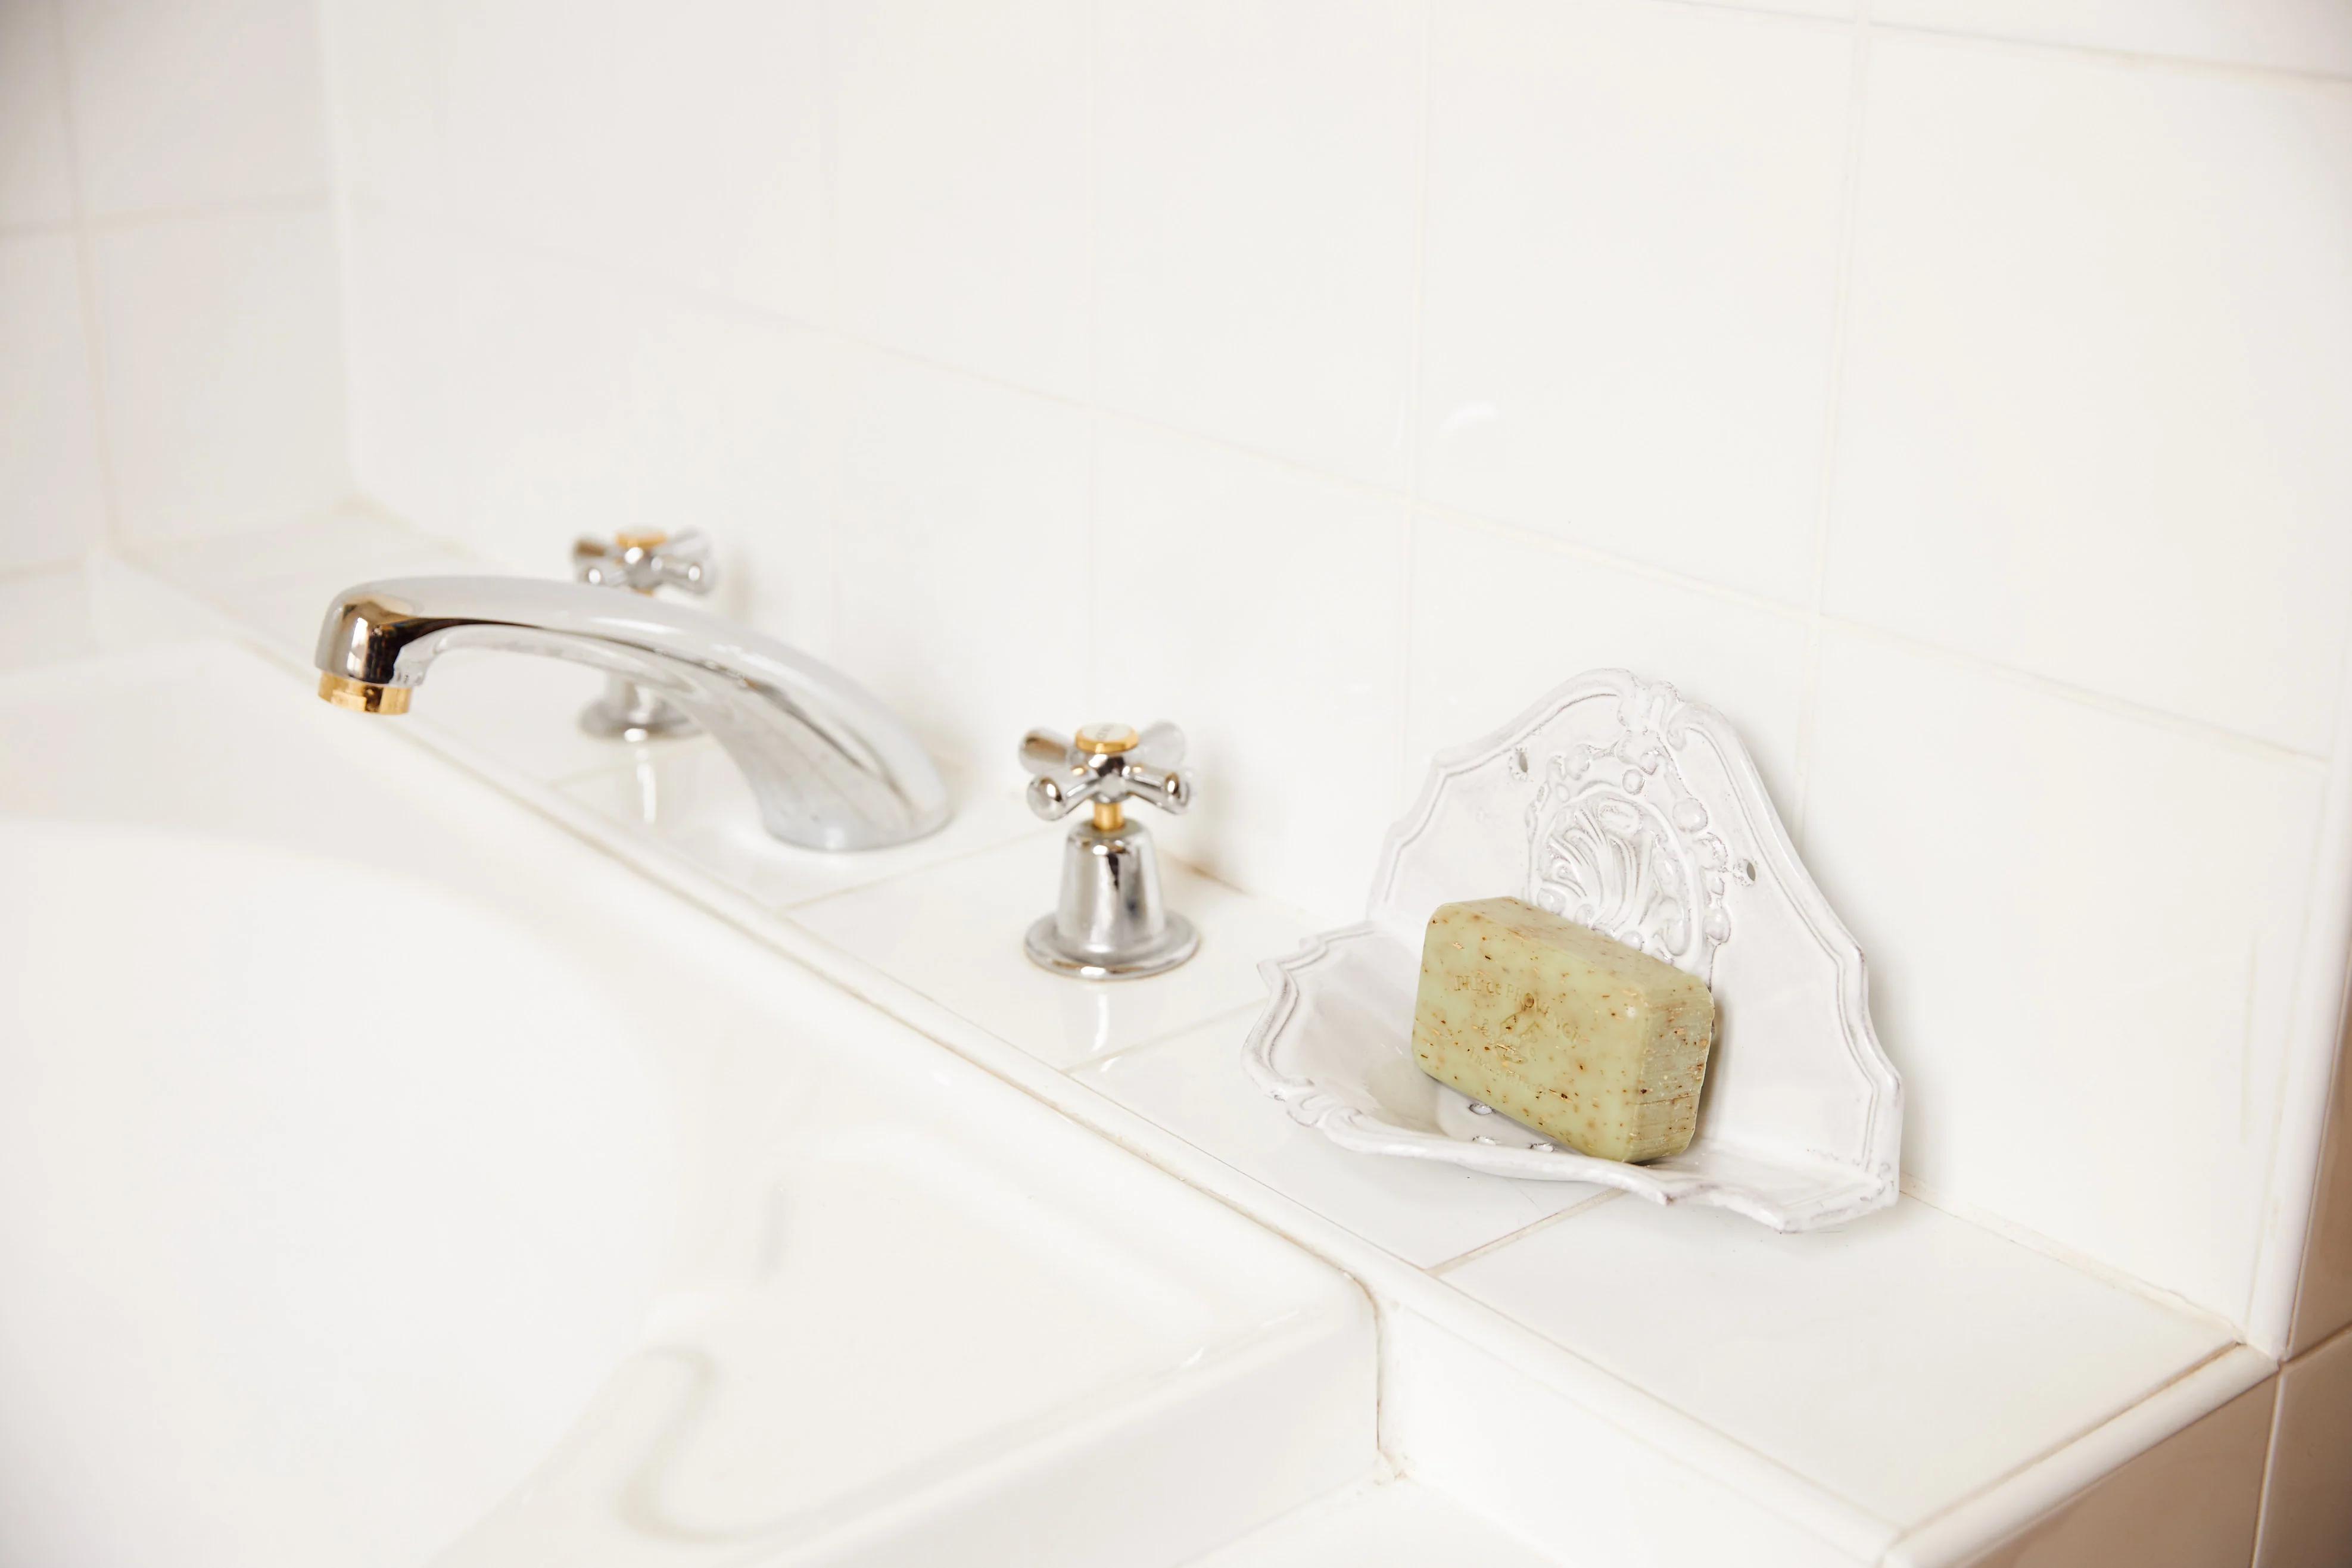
19, 507, 2281, 1566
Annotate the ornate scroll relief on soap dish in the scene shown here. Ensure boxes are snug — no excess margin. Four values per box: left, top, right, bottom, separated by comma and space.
1242, 671, 1901, 1232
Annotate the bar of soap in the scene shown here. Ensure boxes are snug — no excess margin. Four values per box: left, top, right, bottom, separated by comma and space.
1412, 897, 1715, 1163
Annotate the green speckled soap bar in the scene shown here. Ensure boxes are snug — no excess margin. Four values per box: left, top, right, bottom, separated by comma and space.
1412, 897, 1715, 1163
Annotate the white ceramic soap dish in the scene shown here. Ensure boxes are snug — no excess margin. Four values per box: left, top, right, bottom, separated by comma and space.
1242, 671, 1901, 1232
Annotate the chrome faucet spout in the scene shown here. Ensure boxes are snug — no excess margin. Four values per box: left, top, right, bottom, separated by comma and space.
313, 575, 950, 852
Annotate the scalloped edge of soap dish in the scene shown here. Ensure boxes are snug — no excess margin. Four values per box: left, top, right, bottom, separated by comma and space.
1239, 669, 1902, 1234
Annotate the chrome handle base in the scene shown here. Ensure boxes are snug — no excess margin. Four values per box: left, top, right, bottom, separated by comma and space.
1017, 721, 1199, 980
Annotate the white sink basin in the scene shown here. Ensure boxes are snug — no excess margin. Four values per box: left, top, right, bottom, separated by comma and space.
0, 639, 1372, 1567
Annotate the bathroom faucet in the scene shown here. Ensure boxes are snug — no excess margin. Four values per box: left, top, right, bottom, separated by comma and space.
313, 575, 951, 852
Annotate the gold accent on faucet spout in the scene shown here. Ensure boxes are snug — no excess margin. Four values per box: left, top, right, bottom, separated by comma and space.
317, 672, 412, 715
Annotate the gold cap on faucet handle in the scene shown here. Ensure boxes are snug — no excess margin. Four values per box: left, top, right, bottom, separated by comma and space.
1074, 722, 1139, 757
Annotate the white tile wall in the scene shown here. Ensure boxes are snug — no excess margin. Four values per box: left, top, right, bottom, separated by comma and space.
0, 236, 107, 567
319, 0, 446, 216
91, 209, 347, 541
0, 0, 76, 229
834, 347, 1091, 765
440, 236, 633, 564
831, 0, 1089, 398
616, 297, 837, 647
340, 207, 460, 531
1404, 512, 1812, 819
1093, 0, 1422, 486
4, 0, 348, 555
119, 0, 2352, 1356
438, 0, 830, 324
61, 0, 331, 216
1417, 0, 1853, 605
14, 1, 2352, 1544
1803, 628, 2326, 1323
1828, 35, 2352, 756
1094, 423, 1410, 923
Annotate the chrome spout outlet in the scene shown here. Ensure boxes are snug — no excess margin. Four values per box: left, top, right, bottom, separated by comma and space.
314, 575, 950, 852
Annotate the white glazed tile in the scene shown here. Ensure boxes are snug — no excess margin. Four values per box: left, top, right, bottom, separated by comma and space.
790, 835, 1322, 1069
60, 0, 330, 216
0, 0, 74, 228
1093, 0, 1420, 486
404, 658, 655, 787
1185, 1476, 1563, 1568
833, 348, 1091, 777
1379, 1305, 1880, 1566
1828, 38, 2352, 754
1093, 423, 1409, 925
561, 743, 1042, 910
1803, 629, 2325, 1325
131, 504, 479, 625
1875, 0, 2352, 77
1077, 1013, 1602, 1268
440, 236, 635, 565
319, 0, 447, 217
1405, 512, 1811, 822
0, 560, 226, 678
438, 0, 619, 252
2256, 1323, 2352, 1567
1419, 0, 1851, 605
0, 236, 106, 568
342, 207, 464, 531
830, 0, 1090, 399
614, 297, 837, 653
1450, 1196, 2233, 1528
1940, 1376, 2272, 1568
90, 210, 347, 542
438, 0, 828, 323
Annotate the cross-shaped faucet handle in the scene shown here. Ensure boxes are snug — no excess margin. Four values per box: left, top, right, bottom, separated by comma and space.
572, 529, 715, 596
1019, 721, 1191, 832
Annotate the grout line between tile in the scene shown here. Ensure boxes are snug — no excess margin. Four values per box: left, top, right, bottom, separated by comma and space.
1631, 0, 2352, 91
1789, 0, 1873, 849
1899, 1174, 2248, 1342
1863, 18, 2352, 92
1429, 1187, 1627, 1276
72, 189, 337, 233
1818, 613, 2334, 768
0, 554, 89, 589
2248, 1347, 2288, 1566
1392, 0, 1435, 801
1067, 999, 1270, 1078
